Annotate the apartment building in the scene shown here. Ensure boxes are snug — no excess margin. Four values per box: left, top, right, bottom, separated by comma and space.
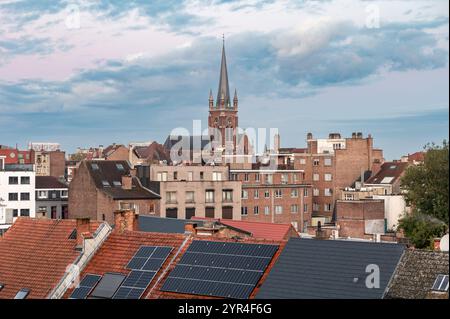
29, 143, 66, 179
229, 163, 312, 233
35, 176, 69, 219
0, 161, 36, 234
149, 164, 241, 220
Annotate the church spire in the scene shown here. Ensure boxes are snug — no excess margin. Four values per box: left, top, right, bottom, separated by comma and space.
216, 37, 231, 108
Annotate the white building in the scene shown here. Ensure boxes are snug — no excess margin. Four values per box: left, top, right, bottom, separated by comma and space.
0, 160, 36, 235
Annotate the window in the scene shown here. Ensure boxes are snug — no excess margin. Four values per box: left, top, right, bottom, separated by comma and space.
20, 193, 30, 201
115, 163, 124, 170
293, 174, 298, 182
188, 171, 193, 181
185, 207, 196, 220
264, 206, 270, 215
113, 181, 122, 187
324, 203, 332, 212
254, 190, 259, 199
432, 275, 449, 292
8, 193, 18, 201
91, 163, 99, 170
291, 204, 299, 213
166, 191, 177, 204
37, 190, 47, 199
324, 158, 332, 166
200, 172, 204, 180
255, 174, 260, 182
14, 288, 30, 299
313, 174, 319, 181
12, 209, 18, 217
244, 174, 249, 182
264, 190, 270, 198
275, 206, 283, 214
313, 203, 320, 212
241, 207, 248, 216
230, 173, 237, 181
61, 190, 68, 198
324, 188, 332, 196
275, 189, 282, 198
313, 159, 320, 166
222, 190, 233, 202
20, 176, 30, 184
254, 206, 259, 215
281, 173, 288, 184
313, 188, 320, 196
299, 158, 306, 165
173, 172, 178, 180
241, 190, 248, 199
212, 172, 222, 181
265, 174, 273, 184
102, 180, 110, 187
344, 193, 355, 201
303, 189, 308, 197
185, 191, 195, 203
303, 204, 308, 213
20, 209, 30, 217
324, 174, 332, 181
157, 172, 168, 181
205, 207, 215, 218
166, 208, 178, 219
291, 189, 298, 198
205, 190, 215, 203
9, 176, 18, 185
222, 206, 233, 219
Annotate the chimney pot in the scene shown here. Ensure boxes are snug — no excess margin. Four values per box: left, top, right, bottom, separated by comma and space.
184, 222, 197, 234
75, 217, 91, 248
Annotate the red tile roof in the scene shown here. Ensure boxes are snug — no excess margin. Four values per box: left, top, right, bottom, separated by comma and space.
408, 151, 425, 163
193, 217, 296, 241
63, 230, 187, 299
0, 218, 101, 299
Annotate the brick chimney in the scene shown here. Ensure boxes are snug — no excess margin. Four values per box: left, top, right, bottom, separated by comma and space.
184, 222, 197, 235
122, 175, 133, 190
76, 217, 91, 248
114, 206, 138, 233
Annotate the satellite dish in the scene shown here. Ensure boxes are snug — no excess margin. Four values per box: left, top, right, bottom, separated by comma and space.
440, 234, 449, 252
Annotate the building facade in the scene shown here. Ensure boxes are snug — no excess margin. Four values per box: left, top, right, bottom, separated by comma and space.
35, 176, 69, 219
149, 164, 241, 220
0, 162, 36, 234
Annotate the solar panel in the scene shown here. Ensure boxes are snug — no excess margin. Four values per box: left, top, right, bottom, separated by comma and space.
161, 240, 279, 299
113, 246, 173, 299
69, 274, 102, 299
432, 274, 449, 292
89, 273, 126, 299
126, 246, 172, 271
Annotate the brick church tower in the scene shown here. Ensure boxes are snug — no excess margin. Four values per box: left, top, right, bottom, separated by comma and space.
208, 40, 238, 154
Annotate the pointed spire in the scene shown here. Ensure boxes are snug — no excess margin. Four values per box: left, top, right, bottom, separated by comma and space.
216, 37, 231, 108
209, 89, 213, 100
233, 89, 238, 101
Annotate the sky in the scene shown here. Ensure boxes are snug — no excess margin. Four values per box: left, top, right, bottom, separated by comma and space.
0, 0, 448, 160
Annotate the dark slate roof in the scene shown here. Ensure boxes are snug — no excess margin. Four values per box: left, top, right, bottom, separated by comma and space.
138, 216, 204, 234
256, 238, 405, 299
35, 176, 67, 189
85, 160, 160, 200
365, 162, 409, 185
385, 249, 449, 299
216, 42, 231, 108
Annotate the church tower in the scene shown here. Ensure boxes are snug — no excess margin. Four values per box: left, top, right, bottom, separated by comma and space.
208, 39, 238, 153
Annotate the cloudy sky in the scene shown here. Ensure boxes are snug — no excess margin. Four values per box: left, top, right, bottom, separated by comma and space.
0, 0, 448, 160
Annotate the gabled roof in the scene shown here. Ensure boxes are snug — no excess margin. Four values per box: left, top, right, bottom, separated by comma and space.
36, 176, 68, 189
256, 238, 405, 299
102, 144, 126, 157
138, 216, 204, 234
365, 162, 409, 185
133, 142, 171, 163
385, 249, 449, 299
408, 151, 425, 163
0, 218, 101, 299
84, 160, 160, 200
63, 230, 187, 299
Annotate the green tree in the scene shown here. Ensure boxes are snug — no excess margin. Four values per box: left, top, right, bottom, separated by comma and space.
398, 140, 449, 248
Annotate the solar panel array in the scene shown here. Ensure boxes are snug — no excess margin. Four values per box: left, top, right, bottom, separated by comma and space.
432, 274, 449, 292
113, 246, 173, 299
69, 274, 102, 299
161, 240, 279, 299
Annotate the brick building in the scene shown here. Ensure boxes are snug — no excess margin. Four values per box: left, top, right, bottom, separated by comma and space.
68, 160, 161, 224
149, 164, 241, 220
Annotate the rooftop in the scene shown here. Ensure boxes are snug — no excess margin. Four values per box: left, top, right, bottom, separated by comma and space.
365, 161, 409, 185
36, 176, 68, 189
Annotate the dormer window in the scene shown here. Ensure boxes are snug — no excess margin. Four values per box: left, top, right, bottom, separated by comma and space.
116, 163, 124, 171
102, 181, 110, 187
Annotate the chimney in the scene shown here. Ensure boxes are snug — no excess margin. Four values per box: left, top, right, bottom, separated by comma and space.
122, 175, 133, 190
114, 206, 138, 233
75, 217, 91, 248
184, 222, 197, 235
357, 132, 363, 139
352, 132, 357, 139
307, 132, 313, 140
